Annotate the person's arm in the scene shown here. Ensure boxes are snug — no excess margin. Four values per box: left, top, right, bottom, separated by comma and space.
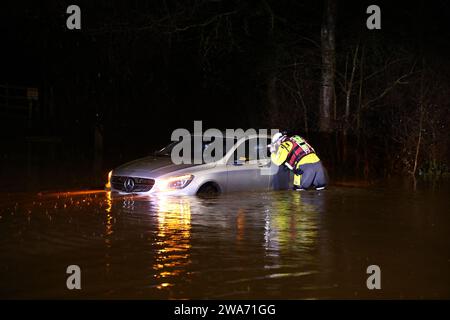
271, 141, 292, 166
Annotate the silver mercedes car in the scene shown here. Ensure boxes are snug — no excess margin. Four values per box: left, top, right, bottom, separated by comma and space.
106, 133, 292, 196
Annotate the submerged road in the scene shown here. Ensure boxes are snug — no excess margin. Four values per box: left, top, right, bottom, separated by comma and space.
0, 181, 449, 299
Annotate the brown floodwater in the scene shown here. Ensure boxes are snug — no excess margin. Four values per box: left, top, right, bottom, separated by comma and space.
1, 180, 449, 299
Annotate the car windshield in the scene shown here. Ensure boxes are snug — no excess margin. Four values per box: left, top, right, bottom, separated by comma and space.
154, 137, 237, 163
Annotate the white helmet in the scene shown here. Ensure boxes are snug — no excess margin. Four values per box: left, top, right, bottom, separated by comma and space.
271, 132, 284, 144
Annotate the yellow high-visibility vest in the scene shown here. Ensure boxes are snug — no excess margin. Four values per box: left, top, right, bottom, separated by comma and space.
271, 141, 320, 169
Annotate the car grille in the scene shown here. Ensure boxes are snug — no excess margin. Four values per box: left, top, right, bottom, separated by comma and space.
111, 176, 155, 192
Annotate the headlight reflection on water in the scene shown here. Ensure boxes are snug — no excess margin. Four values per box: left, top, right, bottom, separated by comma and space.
100, 191, 322, 294
105, 191, 113, 237
102, 192, 193, 291
153, 196, 192, 290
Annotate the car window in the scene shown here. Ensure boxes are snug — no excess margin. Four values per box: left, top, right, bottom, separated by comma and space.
258, 137, 271, 159
203, 137, 236, 162
155, 137, 236, 163
231, 137, 270, 163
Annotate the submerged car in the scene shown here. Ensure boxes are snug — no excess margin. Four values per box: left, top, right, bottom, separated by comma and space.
106, 133, 292, 196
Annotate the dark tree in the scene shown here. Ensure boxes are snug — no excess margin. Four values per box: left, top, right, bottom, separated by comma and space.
319, 0, 337, 132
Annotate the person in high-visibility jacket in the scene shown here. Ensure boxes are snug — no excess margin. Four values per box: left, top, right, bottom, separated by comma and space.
269, 132, 327, 191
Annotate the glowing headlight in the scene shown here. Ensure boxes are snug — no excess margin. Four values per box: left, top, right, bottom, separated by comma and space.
158, 174, 194, 191
106, 170, 113, 189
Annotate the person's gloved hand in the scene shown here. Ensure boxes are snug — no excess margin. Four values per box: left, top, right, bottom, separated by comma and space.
268, 144, 276, 154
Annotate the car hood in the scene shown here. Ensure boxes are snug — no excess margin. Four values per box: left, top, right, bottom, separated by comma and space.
112, 156, 210, 179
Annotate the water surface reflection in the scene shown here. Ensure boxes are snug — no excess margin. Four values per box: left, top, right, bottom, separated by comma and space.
0, 184, 449, 299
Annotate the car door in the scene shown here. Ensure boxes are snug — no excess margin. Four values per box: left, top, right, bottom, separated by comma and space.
226, 137, 272, 192
256, 136, 293, 190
